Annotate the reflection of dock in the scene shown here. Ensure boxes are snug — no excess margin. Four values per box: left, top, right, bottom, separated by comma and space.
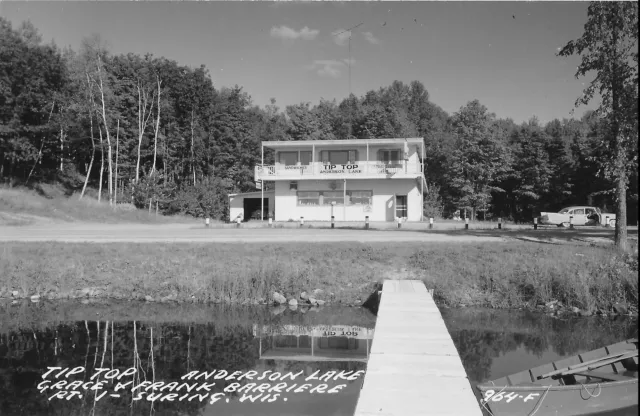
354, 280, 482, 415
254, 324, 374, 362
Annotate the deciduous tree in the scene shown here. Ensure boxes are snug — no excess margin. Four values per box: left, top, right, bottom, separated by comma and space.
558, 1, 639, 250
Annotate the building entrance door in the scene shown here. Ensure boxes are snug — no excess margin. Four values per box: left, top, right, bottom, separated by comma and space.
395, 195, 407, 219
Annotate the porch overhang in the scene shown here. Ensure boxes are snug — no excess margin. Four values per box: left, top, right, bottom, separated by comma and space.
262, 137, 424, 150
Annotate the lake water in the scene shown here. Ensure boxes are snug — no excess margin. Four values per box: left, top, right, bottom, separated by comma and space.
0, 301, 374, 416
0, 300, 637, 416
443, 307, 639, 416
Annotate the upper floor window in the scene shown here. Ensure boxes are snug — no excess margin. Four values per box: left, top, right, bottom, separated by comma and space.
278, 151, 312, 166
378, 149, 401, 164
279, 152, 298, 166
300, 151, 312, 166
321, 150, 358, 165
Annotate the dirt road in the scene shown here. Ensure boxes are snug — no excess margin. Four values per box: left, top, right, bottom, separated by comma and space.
1, 221, 636, 245
0, 222, 509, 243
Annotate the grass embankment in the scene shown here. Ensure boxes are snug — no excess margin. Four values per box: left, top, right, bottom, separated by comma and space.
0, 242, 637, 314
0, 186, 198, 225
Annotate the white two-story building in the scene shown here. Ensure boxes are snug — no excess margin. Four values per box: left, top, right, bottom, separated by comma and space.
229, 138, 427, 222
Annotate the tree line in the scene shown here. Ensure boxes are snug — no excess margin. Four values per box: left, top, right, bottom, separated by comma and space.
0, 9, 636, 227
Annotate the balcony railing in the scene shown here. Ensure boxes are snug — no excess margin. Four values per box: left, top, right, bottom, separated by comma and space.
255, 161, 422, 180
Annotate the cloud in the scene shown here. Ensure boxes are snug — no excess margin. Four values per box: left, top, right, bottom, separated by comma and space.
331, 29, 352, 46
270, 25, 319, 41
362, 32, 379, 45
307, 59, 355, 78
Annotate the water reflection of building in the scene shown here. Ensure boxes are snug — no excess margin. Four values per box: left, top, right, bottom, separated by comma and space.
253, 325, 375, 362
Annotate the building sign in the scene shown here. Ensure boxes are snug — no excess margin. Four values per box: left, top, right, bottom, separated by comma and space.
256, 180, 262, 190
319, 164, 362, 174
284, 165, 310, 170
253, 324, 374, 339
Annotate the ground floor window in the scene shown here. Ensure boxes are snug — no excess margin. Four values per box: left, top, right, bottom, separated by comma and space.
322, 191, 344, 205
297, 190, 372, 206
395, 195, 408, 218
297, 191, 320, 205
349, 191, 372, 205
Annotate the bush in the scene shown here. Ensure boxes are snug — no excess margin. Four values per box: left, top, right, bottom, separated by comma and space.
169, 178, 229, 220
423, 182, 444, 219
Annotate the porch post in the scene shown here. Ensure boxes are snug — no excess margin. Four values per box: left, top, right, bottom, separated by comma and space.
312, 143, 315, 175
261, 143, 264, 221
343, 178, 347, 221
366, 141, 369, 175
421, 140, 424, 222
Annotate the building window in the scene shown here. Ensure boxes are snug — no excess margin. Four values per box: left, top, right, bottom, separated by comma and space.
279, 152, 298, 166
297, 190, 372, 206
322, 191, 344, 205
300, 151, 312, 166
349, 191, 372, 205
378, 149, 401, 166
290, 181, 298, 190
274, 335, 298, 348
297, 191, 320, 206
321, 150, 358, 165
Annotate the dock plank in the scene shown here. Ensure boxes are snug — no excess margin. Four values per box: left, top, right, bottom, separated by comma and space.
354, 279, 482, 416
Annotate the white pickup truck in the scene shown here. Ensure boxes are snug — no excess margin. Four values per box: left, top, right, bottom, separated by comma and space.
539, 206, 616, 227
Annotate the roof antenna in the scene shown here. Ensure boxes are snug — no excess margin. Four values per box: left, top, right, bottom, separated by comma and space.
333, 22, 363, 139
333, 22, 363, 97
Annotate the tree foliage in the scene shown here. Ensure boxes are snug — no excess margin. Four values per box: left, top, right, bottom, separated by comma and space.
558, 1, 638, 249
0, 16, 637, 225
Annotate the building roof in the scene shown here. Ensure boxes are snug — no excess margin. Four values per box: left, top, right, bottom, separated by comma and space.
228, 190, 275, 198
262, 137, 424, 149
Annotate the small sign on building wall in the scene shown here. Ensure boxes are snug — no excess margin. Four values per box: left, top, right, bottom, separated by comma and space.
363, 204, 372, 212
256, 180, 262, 190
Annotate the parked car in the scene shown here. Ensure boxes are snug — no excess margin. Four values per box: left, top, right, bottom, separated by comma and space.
539, 206, 616, 227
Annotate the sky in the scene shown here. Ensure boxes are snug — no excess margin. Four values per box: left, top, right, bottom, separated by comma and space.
0, 1, 598, 124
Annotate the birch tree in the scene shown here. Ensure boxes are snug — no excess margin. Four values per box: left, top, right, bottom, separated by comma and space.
114, 119, 119, 204
151, 75, 162, 175
79, 72, 96, 199
95, 54, 114, 205
135, 78, 155, 183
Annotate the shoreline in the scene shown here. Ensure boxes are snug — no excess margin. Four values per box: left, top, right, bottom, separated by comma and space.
1, 241, 637, 318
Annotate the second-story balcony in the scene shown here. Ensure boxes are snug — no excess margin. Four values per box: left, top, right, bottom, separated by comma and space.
255, 160, 423, 181
255, 137, 425, 182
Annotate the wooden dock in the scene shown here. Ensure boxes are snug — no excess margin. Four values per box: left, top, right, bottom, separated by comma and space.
354, 280, 482, 416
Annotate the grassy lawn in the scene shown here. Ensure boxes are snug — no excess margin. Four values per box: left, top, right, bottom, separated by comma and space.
0, 241, 636, 314
0, 186, 198, 225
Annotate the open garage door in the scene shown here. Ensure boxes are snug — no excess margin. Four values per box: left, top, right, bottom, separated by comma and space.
243, 198, 269, 221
